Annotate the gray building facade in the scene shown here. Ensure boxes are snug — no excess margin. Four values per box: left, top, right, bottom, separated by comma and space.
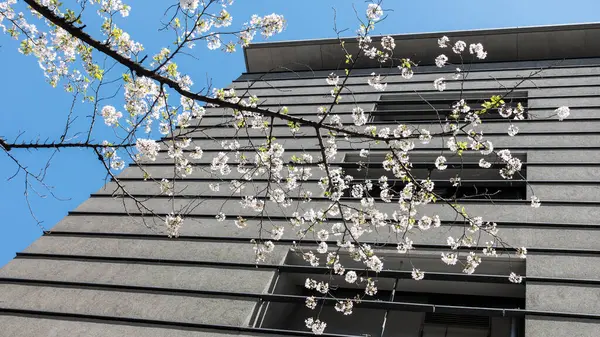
1, 23, 600, 336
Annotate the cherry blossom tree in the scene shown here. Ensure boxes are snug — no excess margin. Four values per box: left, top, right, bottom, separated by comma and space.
0, 0, 571, 334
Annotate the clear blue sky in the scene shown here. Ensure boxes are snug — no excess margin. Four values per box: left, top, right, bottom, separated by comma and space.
0, 0, 598, 267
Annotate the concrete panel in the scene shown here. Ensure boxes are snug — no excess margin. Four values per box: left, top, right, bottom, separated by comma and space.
249, 93, 382, 106
178, 120, 600, 138
248, 24, 600, 72
198, 93, 600, 108
0, 316, 269, 337
0, 259, 274, 293
192, 116, 236, 127
192, 102, 374, 118
527, 284, 600, 313
525, 317, 600, 337
117, 169, 597, 189
179, 134, 600, 152
476, 32, 519, 62
72, 197, 600, 224
118, 164, 244, 179
264, 84, 600, 99
95, 180, 325, 198
529, 97, 600, 108
235, 65, 600, 87
239, 58, 600, 81
50, 215, 600, 251
527, 150, 600, 163
528, 166, 600, 182
543, 107, 600, 118
233, 78, 600, 96
237, 67, 336, 82
527, 255, 600, 280
268, 45, 322, 73
362, 227, 600, 253
116, 162, 600, 183
51, 214, 173, 234
526, 184, 600, 201
298, 44, 325, 71
97, 179, 600, 204
116, 165, 332, 180
585, 29, 600, 49
320, 42, 358, 70
518, 30, 589, 61
0, 284, 257, 326
196, 113, 350, 126
197, 108, 600, 128
144, 148, 600, 165
244, 47, 273, 73
23, 236, 287, 265
148, 149, 341, 164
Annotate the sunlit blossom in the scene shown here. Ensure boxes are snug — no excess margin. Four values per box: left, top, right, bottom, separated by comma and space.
433, 77, 446, 91
366, 3, 383, 21
438, 36, 450, 48
435, 54, 448, 68
555, 106, 570, 121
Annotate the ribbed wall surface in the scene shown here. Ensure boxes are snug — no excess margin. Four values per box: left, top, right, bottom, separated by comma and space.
0, 54, 599, 336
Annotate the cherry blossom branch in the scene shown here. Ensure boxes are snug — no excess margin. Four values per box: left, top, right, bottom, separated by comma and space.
0, 141, 135, 151
22, 0, 451, 144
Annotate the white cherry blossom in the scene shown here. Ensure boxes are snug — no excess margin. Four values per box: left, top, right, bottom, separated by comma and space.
433, 77, 446, 91
555, 106, 570, 120
438, 36, 450, 48
366, 3, 383, 21
435, 54, 448, 68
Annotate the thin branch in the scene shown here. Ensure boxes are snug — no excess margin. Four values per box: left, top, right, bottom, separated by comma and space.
1, 141, 135, 151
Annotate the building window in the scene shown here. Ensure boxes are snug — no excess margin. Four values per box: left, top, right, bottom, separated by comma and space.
255, 252, 525, 336
343, 152, 528, 200
422, 311, 491, 336
370, 91, 528, 122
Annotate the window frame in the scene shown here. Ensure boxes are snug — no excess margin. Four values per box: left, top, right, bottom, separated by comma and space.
254, 251, 526, 337
370, 91, 529, 122
341, 152, 528, 201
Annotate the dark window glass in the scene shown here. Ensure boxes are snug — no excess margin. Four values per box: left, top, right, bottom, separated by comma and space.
371, 92, 528, 122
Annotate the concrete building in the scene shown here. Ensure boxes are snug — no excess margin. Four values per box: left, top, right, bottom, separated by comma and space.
1, 23, 600, 336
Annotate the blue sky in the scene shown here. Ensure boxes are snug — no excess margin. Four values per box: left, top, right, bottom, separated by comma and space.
0, 0, 598, 267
